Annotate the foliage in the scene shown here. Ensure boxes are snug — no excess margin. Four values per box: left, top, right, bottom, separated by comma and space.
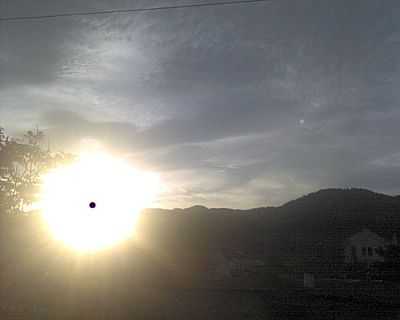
0, 127, 73, 214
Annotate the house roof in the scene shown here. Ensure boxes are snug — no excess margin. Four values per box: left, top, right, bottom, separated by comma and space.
348, 228, 386, 244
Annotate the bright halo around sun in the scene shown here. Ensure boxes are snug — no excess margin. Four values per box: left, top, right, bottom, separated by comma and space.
39, 153, 161, 252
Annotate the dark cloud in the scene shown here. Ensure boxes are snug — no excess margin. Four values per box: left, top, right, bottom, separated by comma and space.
2, 0, 400, 207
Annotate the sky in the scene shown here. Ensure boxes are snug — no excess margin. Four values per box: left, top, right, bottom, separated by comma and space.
1, 0, 400, 209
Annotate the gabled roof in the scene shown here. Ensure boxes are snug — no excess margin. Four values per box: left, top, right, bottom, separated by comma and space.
348, 228, 386, 244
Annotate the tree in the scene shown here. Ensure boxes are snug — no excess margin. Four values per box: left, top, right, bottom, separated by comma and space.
0, 127, 73, 214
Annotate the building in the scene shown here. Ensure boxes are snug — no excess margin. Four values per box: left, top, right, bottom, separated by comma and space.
344, 228, 387, 265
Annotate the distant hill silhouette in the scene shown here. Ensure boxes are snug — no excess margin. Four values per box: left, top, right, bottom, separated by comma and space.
142, 188, 400, 235
138, 188, 400, 276
272, 188, 400, 274
277, 188, 400, 237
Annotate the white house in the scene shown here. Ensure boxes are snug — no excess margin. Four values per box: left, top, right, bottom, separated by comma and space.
344, 228, 392, 265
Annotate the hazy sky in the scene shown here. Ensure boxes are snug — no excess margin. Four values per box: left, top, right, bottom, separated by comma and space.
1, 0, 400, 208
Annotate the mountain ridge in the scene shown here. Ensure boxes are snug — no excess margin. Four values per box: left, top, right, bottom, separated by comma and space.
138, 188, 400, 274
146, 188, 400, 213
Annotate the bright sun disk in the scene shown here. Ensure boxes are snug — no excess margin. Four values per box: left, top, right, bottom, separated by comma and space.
39, 153, 160, 252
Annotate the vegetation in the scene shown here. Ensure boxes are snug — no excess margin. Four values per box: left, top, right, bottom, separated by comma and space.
0, 127, 73, 214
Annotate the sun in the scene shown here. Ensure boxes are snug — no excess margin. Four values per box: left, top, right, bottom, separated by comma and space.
39, 153, 161, 252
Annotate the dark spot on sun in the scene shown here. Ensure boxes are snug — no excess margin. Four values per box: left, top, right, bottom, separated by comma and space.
89, 202, 96, 209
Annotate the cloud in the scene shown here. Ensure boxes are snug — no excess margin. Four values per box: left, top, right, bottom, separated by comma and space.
3, 0, 400, 207
40, 110, 138, 152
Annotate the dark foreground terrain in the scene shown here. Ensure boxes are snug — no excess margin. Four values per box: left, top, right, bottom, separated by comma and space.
1, 250, 399, 319
0, 285, 399, 319
2, 188, 400, 319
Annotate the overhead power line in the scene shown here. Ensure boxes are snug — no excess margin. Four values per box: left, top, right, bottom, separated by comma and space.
0, 0, 271, 22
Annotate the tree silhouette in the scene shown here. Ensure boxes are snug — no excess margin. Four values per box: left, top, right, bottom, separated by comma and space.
0, 127, 73, 214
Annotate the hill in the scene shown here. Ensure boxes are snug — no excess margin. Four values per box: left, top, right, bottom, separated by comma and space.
137, 188, 400, 275
271, 188, 400, 274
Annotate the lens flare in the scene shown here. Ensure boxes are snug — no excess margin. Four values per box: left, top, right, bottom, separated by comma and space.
39, 153, 160, 252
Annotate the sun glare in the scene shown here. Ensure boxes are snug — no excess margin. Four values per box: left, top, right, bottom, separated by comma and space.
40, 153, 161, 252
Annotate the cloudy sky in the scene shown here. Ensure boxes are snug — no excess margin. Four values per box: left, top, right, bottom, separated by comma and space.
1, 0, 400, 208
